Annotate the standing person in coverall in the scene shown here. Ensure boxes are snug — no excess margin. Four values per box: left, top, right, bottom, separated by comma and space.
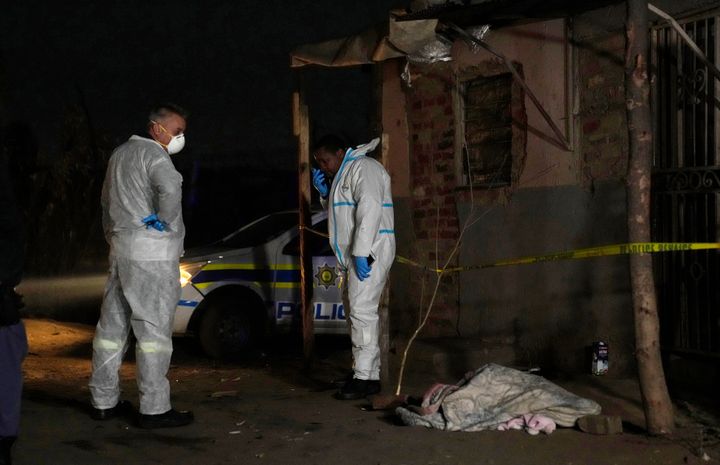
0, 135, 28, 465
312, 135, 395, 400
89, 104, 193, 428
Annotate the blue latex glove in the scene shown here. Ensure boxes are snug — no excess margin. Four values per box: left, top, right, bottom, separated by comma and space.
354, 256, 372, 281
141, 214, 167, 232
312, 168, 329, 198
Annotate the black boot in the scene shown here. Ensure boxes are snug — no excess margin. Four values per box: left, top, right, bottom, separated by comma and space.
90, 400, 134, 421
0, 436, 16, 465
331, 370, 355, 388
336, 378, 381, 400
138, 409, 194, 429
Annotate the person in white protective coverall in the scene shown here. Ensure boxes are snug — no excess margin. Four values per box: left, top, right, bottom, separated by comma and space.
88, 103, 193, 428
312, 135, 395, 400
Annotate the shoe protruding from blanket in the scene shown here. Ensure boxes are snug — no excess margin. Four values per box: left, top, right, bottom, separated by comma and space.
336, 378, 381, 400
577, 415, 623, 435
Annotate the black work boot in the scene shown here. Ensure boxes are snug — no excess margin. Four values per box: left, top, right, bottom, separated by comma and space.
0, 436, 16, 465
90, 400, 134, 421
336, 378, 381, 400
138, 409, 194, 429
331, 370, 355, 388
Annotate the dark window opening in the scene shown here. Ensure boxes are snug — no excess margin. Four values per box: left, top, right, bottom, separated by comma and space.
463, 72, 513, 187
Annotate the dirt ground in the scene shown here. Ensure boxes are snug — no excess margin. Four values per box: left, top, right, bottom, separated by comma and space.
12, 318, 720, 465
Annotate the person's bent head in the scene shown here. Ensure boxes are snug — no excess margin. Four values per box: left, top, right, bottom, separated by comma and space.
148, 103, 188, 154
313, 134, 347, 176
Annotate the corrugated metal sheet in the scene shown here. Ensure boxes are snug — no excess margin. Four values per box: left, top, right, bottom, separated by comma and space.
397, 0, 624, 26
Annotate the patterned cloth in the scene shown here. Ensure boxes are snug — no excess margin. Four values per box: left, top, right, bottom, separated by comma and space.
497, 414, 557, 435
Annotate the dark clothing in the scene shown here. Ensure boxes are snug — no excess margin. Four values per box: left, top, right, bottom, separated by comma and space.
0, 288, 22, 327
0, 153, 27, 443
0, 155, 24, 293
0, 323, 27, 437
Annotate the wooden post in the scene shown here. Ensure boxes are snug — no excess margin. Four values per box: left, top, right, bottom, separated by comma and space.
379, 132, 391, 388
293, 91, 314, 366
625, 0, 673, 435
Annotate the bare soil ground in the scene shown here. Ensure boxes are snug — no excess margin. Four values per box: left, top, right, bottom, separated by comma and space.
14, 318, 720, 465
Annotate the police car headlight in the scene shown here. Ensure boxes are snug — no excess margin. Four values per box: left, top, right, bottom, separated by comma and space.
179, 262, 206, 287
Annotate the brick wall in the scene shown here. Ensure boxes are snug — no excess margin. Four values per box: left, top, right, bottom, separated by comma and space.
404, 63, 462, 337
577, 32, 628, 186
402, 60, 529, 337
394, 21, 636, 372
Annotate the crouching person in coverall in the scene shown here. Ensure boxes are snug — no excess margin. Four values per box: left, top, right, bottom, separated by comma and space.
89, 103, 193, 428
0, 141, 28, 465
312, 135, 395, 400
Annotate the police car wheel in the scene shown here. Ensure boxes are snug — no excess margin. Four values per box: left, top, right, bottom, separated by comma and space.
199, 300, 262, 359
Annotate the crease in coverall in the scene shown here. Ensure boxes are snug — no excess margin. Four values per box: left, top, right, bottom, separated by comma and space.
89, 135, 184, 415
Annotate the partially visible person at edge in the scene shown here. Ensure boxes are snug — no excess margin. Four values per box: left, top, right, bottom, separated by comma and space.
311, 135, 396, 400
0, 134, 29, 465
88, 103, 193, 428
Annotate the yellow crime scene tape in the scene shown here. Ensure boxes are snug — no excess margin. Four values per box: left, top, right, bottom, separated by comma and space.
300, 227, 719, 274
398, 242, 720, 274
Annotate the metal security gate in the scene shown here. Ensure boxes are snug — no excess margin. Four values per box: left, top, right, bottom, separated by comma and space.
652, 14, 720, 358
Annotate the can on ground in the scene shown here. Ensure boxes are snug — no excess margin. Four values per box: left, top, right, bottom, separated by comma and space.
592, 341, 608, 375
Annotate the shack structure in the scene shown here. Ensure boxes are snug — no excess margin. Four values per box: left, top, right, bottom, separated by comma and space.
291, 0, 720, 395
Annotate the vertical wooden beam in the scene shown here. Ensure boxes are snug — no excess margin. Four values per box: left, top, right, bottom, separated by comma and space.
371, 64, 384, 138
292, 92, 301, 136
379, 132, 391, 388
294, 91, 314, 366
452, 71, 466, 185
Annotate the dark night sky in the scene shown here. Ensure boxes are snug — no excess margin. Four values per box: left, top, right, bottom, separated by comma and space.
1, 0, 407, 249
0, 0, 406, 167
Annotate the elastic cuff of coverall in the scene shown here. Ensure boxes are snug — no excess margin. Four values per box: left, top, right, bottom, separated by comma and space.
351, 242, 372, 259
139, 404, 172, 416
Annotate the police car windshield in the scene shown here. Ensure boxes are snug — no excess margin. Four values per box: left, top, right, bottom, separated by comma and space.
220, 212, 298, 249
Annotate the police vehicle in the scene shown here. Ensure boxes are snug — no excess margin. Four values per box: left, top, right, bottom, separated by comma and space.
174, 211, 344, 358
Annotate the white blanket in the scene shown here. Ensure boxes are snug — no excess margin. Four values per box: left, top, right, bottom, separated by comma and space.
397, 363, 601, 431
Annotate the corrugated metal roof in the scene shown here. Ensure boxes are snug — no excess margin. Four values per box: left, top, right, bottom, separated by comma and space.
397, 0, 625, 26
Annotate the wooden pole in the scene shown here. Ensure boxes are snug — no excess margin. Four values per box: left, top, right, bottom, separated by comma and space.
625, 0, 673, 435
293, 91, 314, 366
292, 92, 300, 137
379, 132, 391, 389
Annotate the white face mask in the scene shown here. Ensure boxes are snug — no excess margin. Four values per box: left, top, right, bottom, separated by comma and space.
166, 133, 185, 155
151, 119, 186, 154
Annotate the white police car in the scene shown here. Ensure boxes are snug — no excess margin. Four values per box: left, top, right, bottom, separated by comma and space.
174, 210, 344, 358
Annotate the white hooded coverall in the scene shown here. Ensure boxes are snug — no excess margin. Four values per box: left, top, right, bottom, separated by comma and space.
322, 138, 395, 381
89, 135, 184, 415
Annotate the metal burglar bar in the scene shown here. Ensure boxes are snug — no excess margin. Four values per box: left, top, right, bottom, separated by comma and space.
652, 15, 720, 357
464, 73, 513, 186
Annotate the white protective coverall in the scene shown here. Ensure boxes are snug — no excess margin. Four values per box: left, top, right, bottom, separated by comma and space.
89, 135, 184, 415
322, 138, 395, 381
